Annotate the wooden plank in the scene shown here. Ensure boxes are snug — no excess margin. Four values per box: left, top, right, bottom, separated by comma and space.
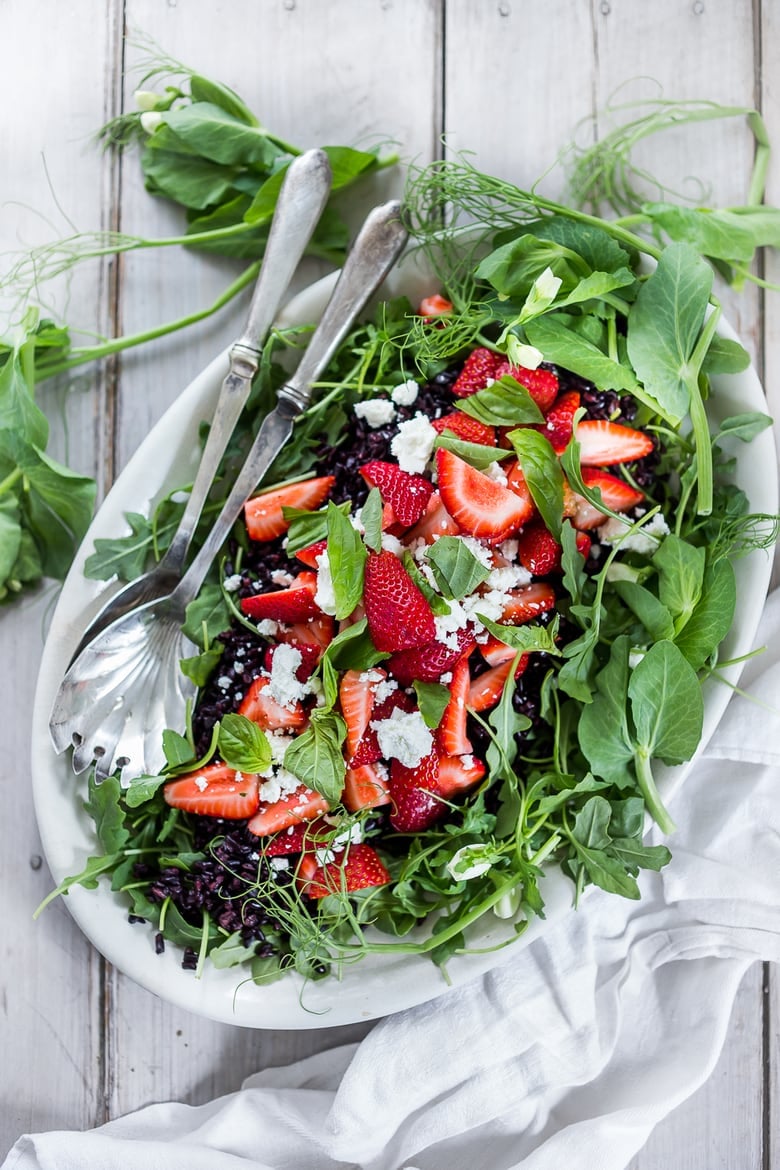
0, 0, 124, 1156
107, 0, 442, 1121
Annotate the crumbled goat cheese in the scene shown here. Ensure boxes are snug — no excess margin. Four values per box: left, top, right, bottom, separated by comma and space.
486, 564, 532, 591
373, 677, 398, 705
370, 707, 433, 768
314, 549, 338, 616
256, 618, 280, 637
462, 588, 508, 625
349, 508, 366, 534
269, 857, 290, 872
266, 643, 308, 709
434, 599, 471, 650
439, 671, 453, 684
223, 573, 243, 593
599, 512, 670, 555
216, 676, 232, 690
258, 767, 301, 804
331, 821, 364, 850
391, 379, 419, 406
498, 538, 519, 561
390, 412, 438, 474
270, 569, 294, 586
354, 398, 397, 428
381, 533, 405, 557
458, 535, 494, 569
484, 460, 509, 486
194, 775, 209, 792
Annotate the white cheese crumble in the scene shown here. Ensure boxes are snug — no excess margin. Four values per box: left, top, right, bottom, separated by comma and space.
498, 538, 519, 562
391, 378, 419, 406
256, 618, 280, 637
354, 398, 397, 428
258, 767, 301, 805
599, 512, 670, 555
266, 643, 308, 709
370, 707, 433, 768
380, 533, 405, 557
373, 677, 398, 705
314, 549, 338, 616
194, 775, 209, 792
484, 460, 508, 486
434, 599, 471, 650
486, 564, 533, 592
270, 569, 294, 586
223, 573, 243, 593
390, 412, 438, 474
269, 857, 290, 872
458, 535, 494, 569
331, 820, 364, 850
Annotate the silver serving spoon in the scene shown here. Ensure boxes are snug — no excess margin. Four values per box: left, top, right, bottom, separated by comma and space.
68, 147, 333, 665
50, 200, 408, 782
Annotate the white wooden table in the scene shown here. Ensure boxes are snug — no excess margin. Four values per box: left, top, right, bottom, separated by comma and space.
1, 2, 777, 1164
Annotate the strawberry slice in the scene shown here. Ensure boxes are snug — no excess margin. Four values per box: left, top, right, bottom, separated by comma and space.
388, 751, 445, 832
350, 688, 416, 767
451, 347, 502, 397
436, 449, 532, 544
505, 461, 536, 522
265, 816, 329, 856
437, 655, 473, 757
240, 572, 320, 622
480, 583, 557, 665
535, 390, 581, 454
388, 627, 476, 685
248, 786, 331, 837
517, 522, 562, 576
576, 420, 654, 465
493, 362, 559, 413
572, 469, 645, 529
295, 538, 327, 568
238, 676, 307, 731
244, 476, 335, 542
297, 843, 391, 899
276, 615, 335, 658
431, 412, 496, 447
343, 763, 392, 812
364, 551, 436, 653
468, 657, 528, 712
360, 460, 434, 527
263, 641, 320, 681
339, 669, 382, 759
418, 293, 453, 317
164, 764, 259, 819
437, 754, 486, 798
405, 492, 461, 544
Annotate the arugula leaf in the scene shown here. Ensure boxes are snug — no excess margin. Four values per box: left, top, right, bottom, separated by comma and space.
560, 520, 588, 605
84, 511, 154, 581
361, 488, 383, 553
457, 376, 544, 426
83, 772, 129, 853
609, 838, 672, 871
180, 643, 224, 688
326, 501, 366, 620
162, 729, 195, 768
715, 412, 773, 442
217, 714, 272, 773
413, 681, 451, 729
182, 583, 231, 648
124, 773, 168, 809
486, 654, 531, 779
507, 428, 564, 539
283, 710, 347, 804
424, 536, 491, 599
572, 794, 612, 849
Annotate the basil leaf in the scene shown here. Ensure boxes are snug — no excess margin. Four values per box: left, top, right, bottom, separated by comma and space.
507, 428, 564, 539
322, 618, 387, 672
361, 488, 383, 553
162, 729, 195, 769
457, 376, 545, 426
433, 432, 511, 470
326, 501, 367, 620
284, 501, 350, 556
403, 552, 451, 616
628, 640, 704, 766
182, 583, 231, 648
218, 714, 272, 773
283, 710, 347, 804
425, 535, 491, 600
413, 681, 451, 729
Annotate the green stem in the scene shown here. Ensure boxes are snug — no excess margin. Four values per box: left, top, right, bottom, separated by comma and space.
687, 302, 721, 516
747, 110, 771, 206
635, 750, 676, 835
0, 466, 23, 498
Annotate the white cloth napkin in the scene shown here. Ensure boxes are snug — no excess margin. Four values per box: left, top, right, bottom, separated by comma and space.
6, 590, 780, 1170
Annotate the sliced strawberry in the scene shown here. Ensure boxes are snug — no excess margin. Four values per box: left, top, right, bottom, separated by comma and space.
265, 817, 329, 856
572, 468, 645, 529
517, 522, 562, 576
248, 786, 330, 837
360, 460, 434, 527
339, 669, 381, 759
263, 641, 320, 681
244, 477, 335, 542
431, 412, 496, 447
388, 627, 476, 685
405, 492, 461, 544
468, 657, 528, 712
493, 362, 559, 413
437, 656, 472, 757
451, 347, 502, 397
576, 420, 655, 465
295, 538, 328, 568
436, 449, 532, 544
277, 615, 335, 658
481, 638, 526, 667
240, 572, 320, 623
437, 754, 486, 798
534, 390, 581, 454
297, 843, 391, 899
388, 751, 445, 832
350, 688, 415, 767
505, 461, 536, 522
479, 583, 557, 665
343, 763, 392, 812
238, 676, 307, 731
364, 551, 436, 653
418, 293, 453, 317
164, 764, 259, 819
576, 531, 592, 560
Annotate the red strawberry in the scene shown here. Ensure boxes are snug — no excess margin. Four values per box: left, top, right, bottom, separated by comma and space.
248, 786, 332, 838
479, 583, 557, 665
350, 688, 415, 767
265, 817, 329, 856
343, 763, 392, 812
572, 469, 645, 530
295, 538, 327, 568
492, 362, 559, 413
536, 390, 581, 454
505, 461, 536, 521
405, 492, 461, 544
431, 412, 496, 447
418, 293, 453, 317
576, 420, 654, 465
451, 347, 502, 397
468, 657, 528, 712
297, 843, 391, 899
244, 476, 334, 542
163, 764, 259, 819
364, 551, 436, 653
437, 753, 486, 797
241, 572, 320, 622
360, 460, 434, 527
437, 655, 472, 757
276, 615, 335, 658
576, 531, 592, 559
517, 522, 562, 576
436, 449, 533, 544
263, 641, 320, 681
388, 751, 446, 832
339, 668, 379, 759
388, 627, 476, 685
238, 676, 307, 731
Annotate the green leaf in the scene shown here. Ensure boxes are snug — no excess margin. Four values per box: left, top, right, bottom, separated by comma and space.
326, 501, 367, 620
84, 511, 153, 581
182, 584, 231, 649
0, 496, 22, 586
209, 931, 259, 970
572, 795, 612, 849
0, 347, 49, 448
361, 488, 383, 553
507, 428, 564, 539
626, 242, 713, 423
532, 216, 634, 274
554, 268, 636, 308
609, 837, 672, 872
628, 640, 704, 765
162, 729, 194, 768
525, 315, 640, 393
612, 581, 676, 641
283, 710, 347, 804
476, 233, 579, 299
124, 773, 168, 809
321, 617, 387, 672
578, 636, 635, 787
141, 126, 238, 210
413, 681, 451, 729
701, 337, 751, 376
163, 101, 281, 167
560, 520, 588, 605
651, 534, 705, 627
244, 145, 378, 224
641, 203, 759, 264
424, 535, 491, 599
673, 557, 736, 670
486, 654, 531, 778
83, 772, 129, 853
432, 432, 511, 470
188, 76, 260, 126
402, 552, 451, 616
284, 501, 350, 556
457, 376, 544, 426
180, 643, 224, 688
475, 614, 562, 656
572, 844, 640, 898
217, 713, 272, 773
715, 411, 773, 442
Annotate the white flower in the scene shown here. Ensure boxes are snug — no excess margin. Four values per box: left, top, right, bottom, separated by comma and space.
447, 844, 496, 882
133, 89, 160, 111
534, 266, 562, 301
505, 338, 544, 369
140, 111, 164, 134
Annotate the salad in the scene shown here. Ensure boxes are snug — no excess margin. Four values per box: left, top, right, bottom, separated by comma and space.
46, 163, 777, 986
